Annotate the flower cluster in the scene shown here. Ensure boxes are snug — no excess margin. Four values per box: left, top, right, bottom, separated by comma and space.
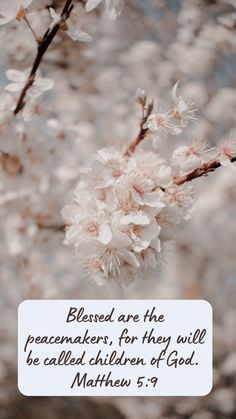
86, 0, 123, 20
49, 8, 91, 42
0, 0, 33, 25
61, 146, 195, 286
0, 0, 122, 27
0, 68, 54, 124
141, 82, 197, 149
62, 84, 236, 286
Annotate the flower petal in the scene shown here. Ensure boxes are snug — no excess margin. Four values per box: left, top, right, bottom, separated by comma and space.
119, 250, 140, 267
67, 29, 91, 42
64, 225, 81, 244
49, 7, 60, 22
219, 155, 236, 171
98, 224, 112, 244
121, 212, 150, 226
144, 192, 165, 208
4, 82, 23, 92
85, 0, 102, 12
35, 77, 54, 92
105, 0, 123, 20
6, 69, 26, 82
172, 80, 180, 103
178, 98, 189, 114
110, 232, 132, 248
61, 204, 80, 224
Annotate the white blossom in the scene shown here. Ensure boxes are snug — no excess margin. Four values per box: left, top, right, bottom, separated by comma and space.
61, 148, 195, 285
85, 0, 123, 20
5, 69, 54, 98
0, 0, 33, 25
172, 81, 197, 127
86, 148, 127, 188
49, 8, 91, 42
172, 139, 211, 172
144, 111, 182, 136
217, 142, 236, 171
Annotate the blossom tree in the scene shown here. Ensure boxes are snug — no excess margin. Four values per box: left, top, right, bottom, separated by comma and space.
0, 0, 235, 287
1, 1, 236, 418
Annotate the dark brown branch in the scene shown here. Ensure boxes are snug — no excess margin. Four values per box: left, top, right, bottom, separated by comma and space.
36, 222, 64, 232
174, 156, 236, 186
13, 0, 73, 115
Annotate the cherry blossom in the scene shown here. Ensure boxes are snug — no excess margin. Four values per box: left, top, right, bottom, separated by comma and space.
5, 69, 54, 98
49, 8, 91, 42
172, 81, 197, 128
143, 111, 182, 137
86, 148, 127, 188
0, 0, 33, 25
62, 204, 113, 246
61, 146, 195, 285
59, 75, 236, 286
172, 139, 211, 173
217, 142, 236, 171
60, 76, 236, 285
85, 0, 123, 20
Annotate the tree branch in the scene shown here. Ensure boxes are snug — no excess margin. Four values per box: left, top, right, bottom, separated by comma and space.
126, 103, 236, 185
174, 156, 236, 186
124, 126, 148, 157
23, 13, 40, 42
124, 99, 154, 157
36, 222, 64, 232
13, 0, 74, 115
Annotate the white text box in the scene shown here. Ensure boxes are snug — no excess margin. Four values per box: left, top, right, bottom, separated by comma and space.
18, 300, 212, 396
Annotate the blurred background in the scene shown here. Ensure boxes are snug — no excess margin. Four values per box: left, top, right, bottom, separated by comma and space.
0, 0, 236, 417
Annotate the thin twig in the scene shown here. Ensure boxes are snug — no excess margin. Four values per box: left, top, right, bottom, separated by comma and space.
174, 156, 236, 186
124, 100, 154, 157
14, 0, 74, 115
23, 14, 40, 42
124, 126, 148, 157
